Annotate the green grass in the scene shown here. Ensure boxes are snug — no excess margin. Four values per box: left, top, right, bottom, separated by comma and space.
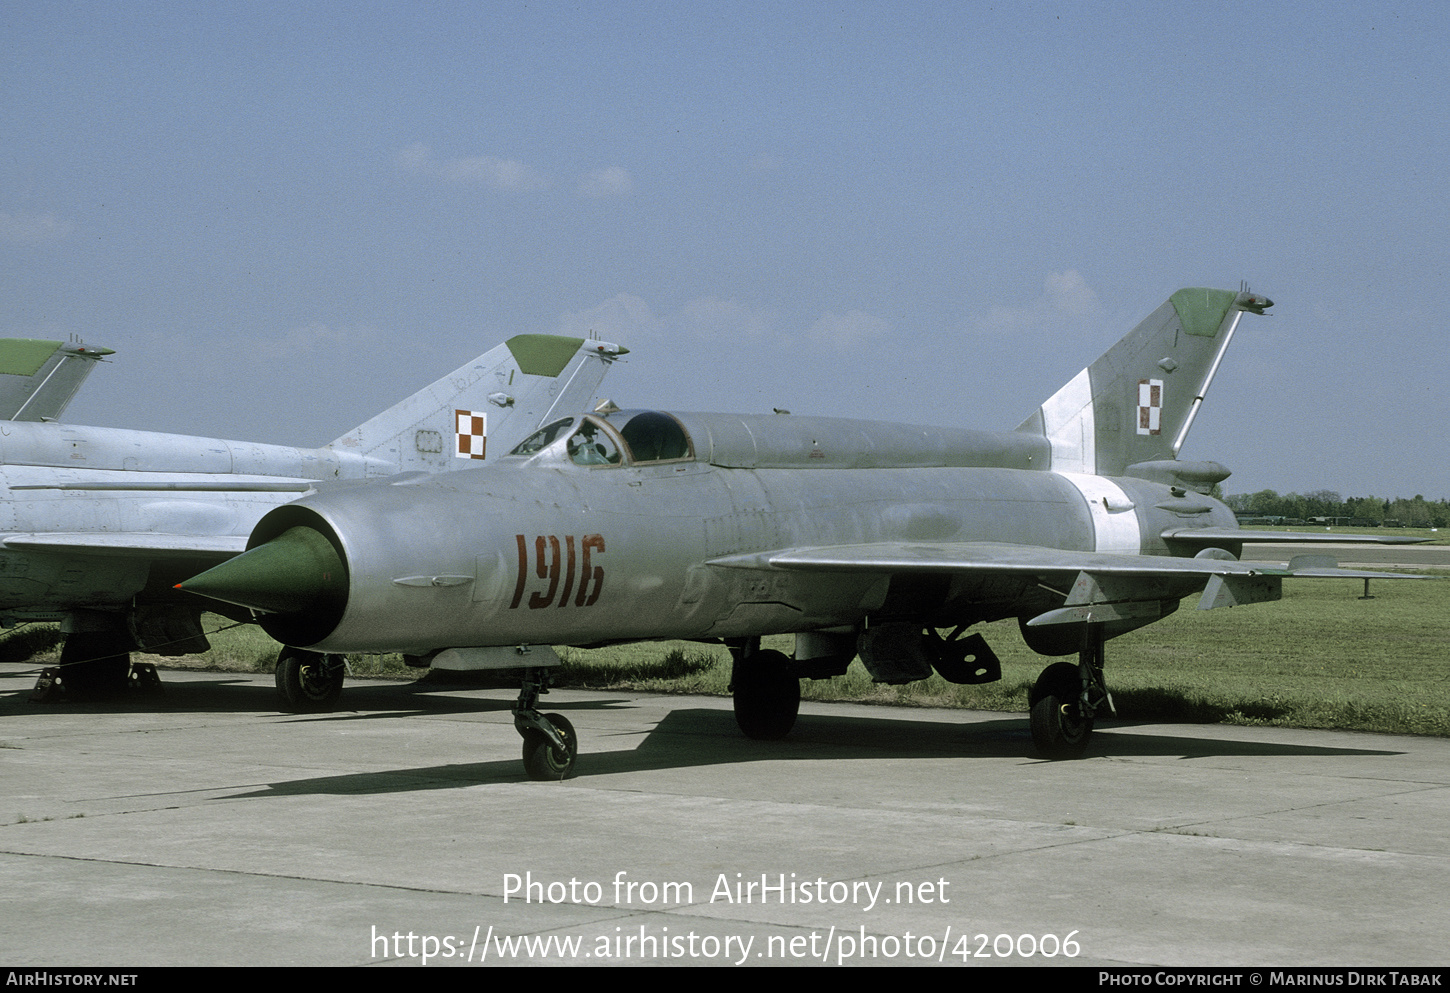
553, 575, 1450, 737
1239, 524, 1446, 543
4, 573, 1445, 736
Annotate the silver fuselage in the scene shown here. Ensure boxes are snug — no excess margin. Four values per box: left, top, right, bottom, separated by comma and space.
254, 411, 1237, 654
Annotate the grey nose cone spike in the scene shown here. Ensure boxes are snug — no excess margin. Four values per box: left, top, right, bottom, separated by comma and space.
178, 526, 346, 616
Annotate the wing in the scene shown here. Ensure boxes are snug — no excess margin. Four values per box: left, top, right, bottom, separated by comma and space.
0, 470, 322, 562
707, 540, 1430, 626
0, 473, 312, 561
1162, 527, 1431, 546
706, 540, 1420, 577
1, 533, 247, 559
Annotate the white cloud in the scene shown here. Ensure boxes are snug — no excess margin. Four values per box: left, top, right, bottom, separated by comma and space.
556, 294, 890, 351
555, 293, 660, 344
0, 211, 74, 244
808, 309, 890, 347
977, 270, 1102, 335
396, 143, 549, 191
674, 297, 775, 338
248, 322, 389, 361
1043, 270, 1100, 317
556, 293, 782, 347
395, 143, 432, 172
578, 166, 633, 198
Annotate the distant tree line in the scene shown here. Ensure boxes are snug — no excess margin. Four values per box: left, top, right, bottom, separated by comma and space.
1224, 489, 1447, 528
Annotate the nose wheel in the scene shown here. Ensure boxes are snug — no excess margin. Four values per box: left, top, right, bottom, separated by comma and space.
275, 648, 346, 713
514, 668, 577, 780
521, 713, 577, 780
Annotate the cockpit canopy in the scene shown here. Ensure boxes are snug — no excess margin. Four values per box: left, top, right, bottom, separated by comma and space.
508, 410, 693, 467
611, 409, 690, 461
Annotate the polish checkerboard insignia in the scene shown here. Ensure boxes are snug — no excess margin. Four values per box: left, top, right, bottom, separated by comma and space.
1137, 379, 1162, 435
456, 409, 486, 459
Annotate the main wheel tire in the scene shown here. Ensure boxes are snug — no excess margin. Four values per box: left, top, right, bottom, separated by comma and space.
59, 633, 133, 700
1029, 661, 1094, 759
62, 657, 132, 699
522, 713, 577, 780
732, 649, 800, 740
275, 649, 345, 713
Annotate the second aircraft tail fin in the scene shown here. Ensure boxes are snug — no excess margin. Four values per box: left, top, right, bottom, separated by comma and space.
1016, 287, 1271, 477
0, 339, 115, 423
329, 334, 627, 474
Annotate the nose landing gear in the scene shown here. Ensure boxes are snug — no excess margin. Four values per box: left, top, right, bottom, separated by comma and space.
275, 648, 346, 713
514, 668, 578, 780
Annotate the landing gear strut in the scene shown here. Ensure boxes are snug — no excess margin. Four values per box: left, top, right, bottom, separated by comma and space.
275, 647, 346, 713
728, 638, 800, 740
514, 667, 577, 780
1029, 623, 1114, 759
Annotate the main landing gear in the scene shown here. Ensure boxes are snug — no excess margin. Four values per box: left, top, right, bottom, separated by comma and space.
31, 631, 161, 702
275, 647, 346, 713
727, 638, 801, 740
1028, 623, 1114, 759
514, 667, 577, 780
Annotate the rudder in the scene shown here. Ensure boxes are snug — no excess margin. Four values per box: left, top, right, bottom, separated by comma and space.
0, 339, 114, 422
1016, 287, 1270, 476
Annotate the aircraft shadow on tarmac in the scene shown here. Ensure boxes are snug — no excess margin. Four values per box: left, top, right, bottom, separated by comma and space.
224, 704, 1401, 801
1, 667, 627, 718
1, 668, 1402, 801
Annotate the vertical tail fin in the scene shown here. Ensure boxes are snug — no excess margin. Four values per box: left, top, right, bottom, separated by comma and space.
329, 334, 626, 474
1016, 287, 1271, 476
0, 339, 114, 422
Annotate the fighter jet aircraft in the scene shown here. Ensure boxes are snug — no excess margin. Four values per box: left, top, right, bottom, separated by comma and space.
179, 287, 1428, 778
2, 332, 624, 705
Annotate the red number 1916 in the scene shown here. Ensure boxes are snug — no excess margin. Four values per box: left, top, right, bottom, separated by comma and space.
509, 534, 605, 610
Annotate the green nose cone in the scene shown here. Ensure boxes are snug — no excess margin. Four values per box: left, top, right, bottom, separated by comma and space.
179, 526, 347, 615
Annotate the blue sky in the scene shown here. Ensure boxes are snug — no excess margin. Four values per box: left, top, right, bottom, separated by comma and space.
4, 1, 1446, 498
